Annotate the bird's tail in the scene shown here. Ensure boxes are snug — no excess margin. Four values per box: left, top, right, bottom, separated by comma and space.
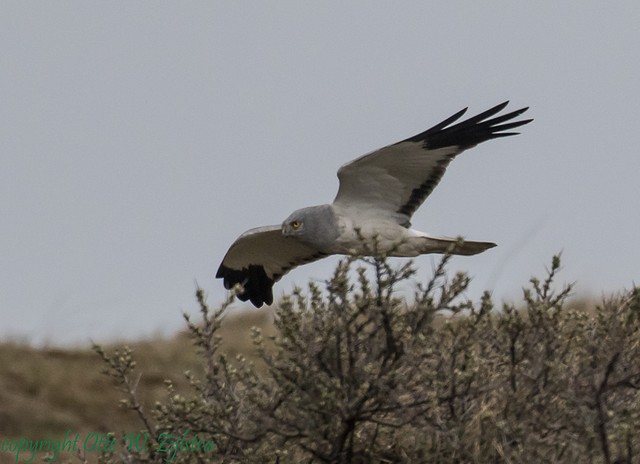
411, 232, 496, 256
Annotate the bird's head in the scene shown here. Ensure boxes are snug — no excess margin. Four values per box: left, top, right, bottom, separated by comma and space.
281, 205, 339, 249
282, 209, 309, 239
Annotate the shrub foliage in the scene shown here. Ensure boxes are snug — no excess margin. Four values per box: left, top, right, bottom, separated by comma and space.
95, 254, 640, 463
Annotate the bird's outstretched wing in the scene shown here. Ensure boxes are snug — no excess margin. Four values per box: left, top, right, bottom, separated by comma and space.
333, 101, 532, 226
216, 226, 328, 307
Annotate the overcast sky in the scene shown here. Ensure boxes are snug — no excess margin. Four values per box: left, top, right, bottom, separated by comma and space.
2, 2, 639, 346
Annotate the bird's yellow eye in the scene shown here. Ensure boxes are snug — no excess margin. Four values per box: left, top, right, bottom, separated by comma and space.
291, 221, 302, 229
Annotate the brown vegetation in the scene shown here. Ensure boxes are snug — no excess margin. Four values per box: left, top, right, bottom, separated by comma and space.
1, 254, 639, 463
95, 254, 640, 463
0, 311, 272, 463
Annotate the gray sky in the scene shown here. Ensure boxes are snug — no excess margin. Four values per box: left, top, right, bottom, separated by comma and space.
2, 2, 639, 346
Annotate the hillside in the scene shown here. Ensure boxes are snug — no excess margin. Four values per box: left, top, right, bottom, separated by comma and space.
0, 309, 275, 463
1, 256, 638, 463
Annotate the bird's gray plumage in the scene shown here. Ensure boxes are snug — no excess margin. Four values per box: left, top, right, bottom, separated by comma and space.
217, 101, 532, 307
281, 205, 340, 250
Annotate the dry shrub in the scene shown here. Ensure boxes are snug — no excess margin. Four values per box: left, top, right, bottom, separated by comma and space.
95, 254, 640, 464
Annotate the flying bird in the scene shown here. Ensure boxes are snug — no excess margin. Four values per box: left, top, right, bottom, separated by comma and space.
217, 101, 532, 307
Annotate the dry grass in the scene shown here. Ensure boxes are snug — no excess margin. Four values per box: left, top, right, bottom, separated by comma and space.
0, 309, 275, 449
1, 255, 638, 464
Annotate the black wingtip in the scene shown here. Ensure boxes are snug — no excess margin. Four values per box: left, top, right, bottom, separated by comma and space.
420, 101, 532, 150
215, 264, 226, 280
216, 263, 274, 308
493, 100, 510, 112
411, 107, 467, 140
401, 101, 531, 148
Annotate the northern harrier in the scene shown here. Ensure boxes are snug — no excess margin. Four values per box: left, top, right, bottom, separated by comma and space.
217, 101, 532, 307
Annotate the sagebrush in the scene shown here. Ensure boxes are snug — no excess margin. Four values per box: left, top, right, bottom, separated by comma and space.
95, 254, 640, 464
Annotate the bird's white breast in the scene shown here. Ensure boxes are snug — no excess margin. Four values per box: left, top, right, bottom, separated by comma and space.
330, 205, 414, 256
